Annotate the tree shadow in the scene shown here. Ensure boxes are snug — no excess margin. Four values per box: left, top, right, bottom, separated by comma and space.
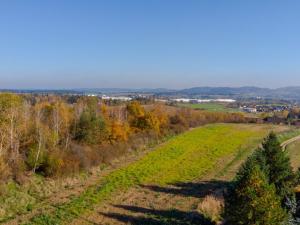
140, 180, 229, 199
100, 180, 231, 224
100, 205, 216, 225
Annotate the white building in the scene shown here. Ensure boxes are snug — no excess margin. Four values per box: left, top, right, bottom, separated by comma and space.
101, 95, 132, 101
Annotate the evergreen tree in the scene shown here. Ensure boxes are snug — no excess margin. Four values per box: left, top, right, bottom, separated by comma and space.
225, 163, 287, 225
260, 132, 298, 221
75, 110, 107, 145
261, 132, 295, 200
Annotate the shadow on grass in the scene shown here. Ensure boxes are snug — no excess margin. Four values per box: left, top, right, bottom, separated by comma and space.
140, 180, 229, 199
100, 180, 231, 224
100, 205, 216, 225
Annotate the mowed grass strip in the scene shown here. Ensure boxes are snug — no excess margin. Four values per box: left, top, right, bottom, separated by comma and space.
27, 124, 272, 225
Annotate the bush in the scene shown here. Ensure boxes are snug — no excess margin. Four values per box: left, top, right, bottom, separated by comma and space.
42, 151, 64, 177
197, 195, 223, 222
0, 157, 11, 183
25, 144, 46, 172
74, 110, 107, 145
9, 158, 27, 185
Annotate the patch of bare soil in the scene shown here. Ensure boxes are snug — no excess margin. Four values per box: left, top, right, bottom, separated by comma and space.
72, 180, 227, 225
71, 150, 242, 225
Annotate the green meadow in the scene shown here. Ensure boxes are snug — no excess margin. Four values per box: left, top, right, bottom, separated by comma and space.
27, 124, 281, 225
177, 102, 239, 112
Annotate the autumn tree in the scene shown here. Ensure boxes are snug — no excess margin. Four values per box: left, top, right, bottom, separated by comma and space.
0, 93, 23, 156
126, 101, 167, 136
126, 101, 147, 131
149, 104, 168, 135
108, 120, 130, 142
28, 102, 48, 173
48, 101, 74, 148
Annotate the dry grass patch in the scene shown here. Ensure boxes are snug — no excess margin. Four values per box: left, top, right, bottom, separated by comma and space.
197, 194, 224, 223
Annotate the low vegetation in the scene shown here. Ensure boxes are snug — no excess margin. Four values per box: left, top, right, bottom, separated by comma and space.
197, 195, 224, 222
0, 93, 248, 183
27, 124, 274, 224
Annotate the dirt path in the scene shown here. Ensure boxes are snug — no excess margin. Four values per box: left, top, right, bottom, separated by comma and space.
281, 135, 300, 150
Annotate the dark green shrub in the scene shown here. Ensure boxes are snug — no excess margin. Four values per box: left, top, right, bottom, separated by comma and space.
225, 163, 288, 225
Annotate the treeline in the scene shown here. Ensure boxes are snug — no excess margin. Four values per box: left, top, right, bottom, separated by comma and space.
225, 133, 300, 224
0, 93, 247, 182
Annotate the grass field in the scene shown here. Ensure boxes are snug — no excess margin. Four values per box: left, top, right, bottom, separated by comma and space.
177, 103, 240, 112
26, 124, 278, 225
286, 139, 300, 170
277, 128, 300, 143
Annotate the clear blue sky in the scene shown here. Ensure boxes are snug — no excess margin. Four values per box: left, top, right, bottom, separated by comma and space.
1, 0, 300, 89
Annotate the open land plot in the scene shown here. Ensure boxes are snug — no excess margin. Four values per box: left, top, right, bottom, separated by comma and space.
21, 123, 292, 225
176, 103, 240, 112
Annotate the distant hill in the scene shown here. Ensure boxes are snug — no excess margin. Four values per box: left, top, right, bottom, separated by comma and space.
159, 86, 300, 100
1, 86, 300, 100
179, 86, 269, 95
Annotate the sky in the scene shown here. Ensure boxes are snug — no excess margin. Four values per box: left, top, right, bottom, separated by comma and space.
0, 0, 300, 89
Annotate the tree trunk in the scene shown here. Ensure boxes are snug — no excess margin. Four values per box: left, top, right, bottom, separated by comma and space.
33, 130, 42, 173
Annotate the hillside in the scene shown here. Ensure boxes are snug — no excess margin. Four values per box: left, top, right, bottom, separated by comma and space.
158, 86, 300, 100
13, 123, 289, 225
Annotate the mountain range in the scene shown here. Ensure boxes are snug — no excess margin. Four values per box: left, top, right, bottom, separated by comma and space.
1, 86, 300, 100
155, 86, 300, 100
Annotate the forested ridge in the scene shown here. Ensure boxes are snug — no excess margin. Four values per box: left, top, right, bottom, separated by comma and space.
0, 93, 247, 182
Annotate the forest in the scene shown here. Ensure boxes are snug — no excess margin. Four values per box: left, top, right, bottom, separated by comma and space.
0, 93, 247, 183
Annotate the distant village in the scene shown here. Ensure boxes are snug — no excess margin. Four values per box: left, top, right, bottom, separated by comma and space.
240, 104, 292, 113
88, 94, 237, 104
84, 93, 300, 120
87, 93, 294, 113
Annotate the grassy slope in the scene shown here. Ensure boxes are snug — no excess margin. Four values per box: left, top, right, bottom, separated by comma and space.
27, 124, 274, 225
